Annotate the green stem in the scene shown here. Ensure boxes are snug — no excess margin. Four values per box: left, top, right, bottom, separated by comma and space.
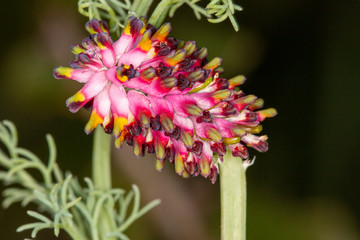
135, 0, 154, 17
92, 127, 114, 240
220, 150, 248, 240
148, 0, 174, 27
64, 221, 88, 240
129, 0, 142, 14
92, 127, 112, 190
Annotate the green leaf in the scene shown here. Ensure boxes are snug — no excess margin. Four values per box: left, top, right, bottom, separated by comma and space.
17, 222, 44, 232
27, 211, 52, 223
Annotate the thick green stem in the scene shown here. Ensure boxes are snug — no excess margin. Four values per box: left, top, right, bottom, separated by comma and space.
220, 150, 248, 240
92, 127, 114, 240
148, 0, 174, 27
92, 127, 112, 190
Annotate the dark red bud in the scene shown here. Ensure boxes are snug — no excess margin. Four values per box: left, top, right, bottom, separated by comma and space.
124, 64, 139, 79
146, 142, 155, 153
166, 146, 175, 162
156, 63, 173, 78
223, 102, 236, 116
245, 111, 258, 122
211, 142, 226, 156
125, 133, 134, 146
209, 165, 218, 184
103, 117, 114, 134
77, 53, 91, 64
184, 158, 197, 175
232, 145, 249, 159
150, 115, 162, 131
200, 58, 208, 67
179, 59, 196, 71
202, 110, 212, 123
166, 37, 178, 49
191, 141, 203, 156
177, 74, 190, 90
129, 17, 144, 35
70, 61, 81, 69
216, 78, 229, 90
128, 121, 142, 136
169, 126, 181, 140
157, 45, 171, 56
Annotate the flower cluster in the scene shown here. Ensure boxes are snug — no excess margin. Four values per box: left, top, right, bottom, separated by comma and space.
54, 17, 276, 183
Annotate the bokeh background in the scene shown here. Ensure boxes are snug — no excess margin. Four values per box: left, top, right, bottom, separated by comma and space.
1, 0, 360, 239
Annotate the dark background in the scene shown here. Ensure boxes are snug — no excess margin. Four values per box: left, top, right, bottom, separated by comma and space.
0, 0, 359, 239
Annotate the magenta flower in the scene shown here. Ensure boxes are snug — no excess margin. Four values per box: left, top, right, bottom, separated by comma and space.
54, 17, 276, 183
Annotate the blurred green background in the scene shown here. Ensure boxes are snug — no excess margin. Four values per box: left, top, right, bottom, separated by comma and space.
1, 0, 360, 239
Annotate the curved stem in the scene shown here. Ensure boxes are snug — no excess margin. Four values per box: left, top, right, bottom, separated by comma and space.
220, 150, 247, 240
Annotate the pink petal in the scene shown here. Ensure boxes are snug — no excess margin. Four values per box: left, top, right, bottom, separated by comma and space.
119, 48, 148, 68
84, 88, 111, 134
53, 66, 95, 83
93, 32, 116, 67
66, 71, 107, 113
113, 33, 133, 57
118, 30, 152, 68
105, 67, 120, 85
139, 76, 177, 97
124, 77, 152, 92
173, 114, 194, 148
74, 53, 103, 69
227, 109, 259, 126
165, 94, 202, 117
127, 90, 152, 128
213, 118, 245, 138
109, 84, 130, 137
190, 90, 230, 110
194, 122, 222, 142
113, 17, 145, 56
241, 134, 269, 152
148, 96, 174, 133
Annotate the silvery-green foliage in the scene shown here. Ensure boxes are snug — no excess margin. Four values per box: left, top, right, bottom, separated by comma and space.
0, 121, 160, 240
206, 0, 242, 31
78, 0, 242, 36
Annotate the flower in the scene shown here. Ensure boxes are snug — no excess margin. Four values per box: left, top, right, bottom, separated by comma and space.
54, 17, 277, 183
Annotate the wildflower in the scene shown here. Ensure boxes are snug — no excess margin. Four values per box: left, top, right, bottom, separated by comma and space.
54, 17, 276, 183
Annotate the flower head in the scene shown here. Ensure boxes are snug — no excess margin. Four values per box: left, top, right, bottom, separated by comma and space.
54, 17, 276, 183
